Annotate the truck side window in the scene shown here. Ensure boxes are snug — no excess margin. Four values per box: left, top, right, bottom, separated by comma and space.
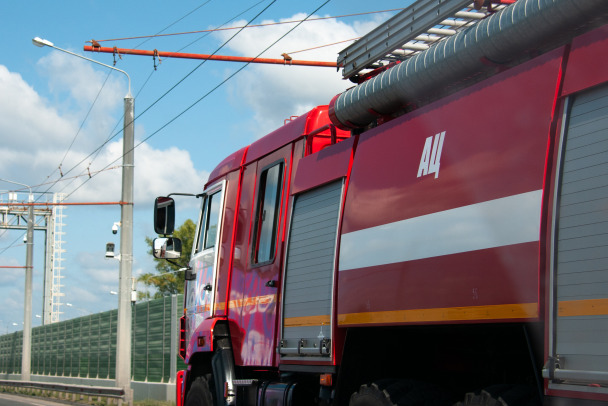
252, 163, 283, 264
197, 191, 221, 252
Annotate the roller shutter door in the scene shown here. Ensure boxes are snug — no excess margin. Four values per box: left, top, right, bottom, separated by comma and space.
554, 83, 608, 381
280, 181, 342, 360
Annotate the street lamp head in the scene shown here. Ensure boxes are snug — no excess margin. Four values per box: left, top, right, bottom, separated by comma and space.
31, 36, 132, 97
32, 37, 54, 48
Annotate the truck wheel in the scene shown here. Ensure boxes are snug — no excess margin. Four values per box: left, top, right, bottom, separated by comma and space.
349, 381, 396, 406
455, 385, 539, 406
349, 379, 451, 406
185, 374, 214, 406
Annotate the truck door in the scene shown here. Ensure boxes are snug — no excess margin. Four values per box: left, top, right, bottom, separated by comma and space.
234, 146, 291, 366
186, 181, 226, 321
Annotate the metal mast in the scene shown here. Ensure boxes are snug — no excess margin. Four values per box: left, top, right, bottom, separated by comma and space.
50, 193, 66, 323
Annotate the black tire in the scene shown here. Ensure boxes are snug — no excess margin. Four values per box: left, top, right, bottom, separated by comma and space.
350, 379, 451, 406
185, 374, 214, 406
455, 385, 540, 406
349, 381, 396, 406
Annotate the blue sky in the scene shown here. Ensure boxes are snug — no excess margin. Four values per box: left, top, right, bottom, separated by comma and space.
0, 0, 407, 332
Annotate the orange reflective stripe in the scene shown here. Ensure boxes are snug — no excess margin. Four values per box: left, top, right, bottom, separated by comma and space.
558, 298, 608, 317
284, 315, 331, 327
338, 303, 538, 325
212, 294, 277, 312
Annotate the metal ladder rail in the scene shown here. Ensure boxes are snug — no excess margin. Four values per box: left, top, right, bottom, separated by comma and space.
338, 0, 509, 80
390, 10, 488, 57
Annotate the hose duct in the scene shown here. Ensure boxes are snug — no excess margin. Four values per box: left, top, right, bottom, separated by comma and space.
329, 0, 608, 130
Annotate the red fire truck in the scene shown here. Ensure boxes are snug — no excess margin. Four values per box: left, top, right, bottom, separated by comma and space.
153, 0, 608, 404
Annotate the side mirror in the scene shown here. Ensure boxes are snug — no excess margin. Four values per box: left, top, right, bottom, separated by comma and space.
154, 197, 175, 235
153, 237, 182, 259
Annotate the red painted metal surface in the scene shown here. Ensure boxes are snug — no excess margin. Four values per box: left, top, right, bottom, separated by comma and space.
83, 45, 338, 68
291, 136, 355, 195
235, 147, 291, 367
185, 317, 218, 362
226, 161, 257, 366
561, 26, 608, 97
341, 48, 565, 234
213, 170, 240, 318
207, 146, 247, 185
337, 47, 566, 322
176, 370, 185, 406
338, 243, 540, 324
179, 316, 186, 359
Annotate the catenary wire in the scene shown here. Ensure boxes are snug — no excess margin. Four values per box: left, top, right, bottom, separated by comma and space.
44, 0, 269, 198
39, 70, 113, 186
66, 0, 332, 199
285, 37, 359, 55
0, 1, 222, 254
133, 0, 214, 49
63, 0, 280, 199
91, 8, 404, 43
30, 0, 224, 202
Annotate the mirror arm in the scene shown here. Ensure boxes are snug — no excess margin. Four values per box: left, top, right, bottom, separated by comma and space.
165, 258, 184, 268
162, 262, 195, 281
172, 264, 196, 281
167, 192, 199, 198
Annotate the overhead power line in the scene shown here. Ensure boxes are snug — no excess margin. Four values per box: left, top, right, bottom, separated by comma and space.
1, 1, 220, 256
72, 0, 333, 199
87, 8, 405, 43
50, 1, 270, 202
285, 37, 359, 55
32, 0, 219, 204
134, 0, 213, 49
66, 0, 281, 199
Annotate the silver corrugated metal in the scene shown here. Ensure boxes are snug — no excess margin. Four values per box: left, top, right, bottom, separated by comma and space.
330, 0, 608, 129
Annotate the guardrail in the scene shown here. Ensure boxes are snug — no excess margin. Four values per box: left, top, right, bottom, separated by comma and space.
0, 379, 124, 403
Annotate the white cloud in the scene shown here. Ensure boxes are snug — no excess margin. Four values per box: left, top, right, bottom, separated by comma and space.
0, 58, 207, 208
0, 65, 76, 151
216, 14, 374, 137
0, 266, 22, 285
60, 139, 208, 207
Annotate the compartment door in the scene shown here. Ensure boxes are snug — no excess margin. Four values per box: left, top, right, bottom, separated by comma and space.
546, 83, 608, 391
280, 180, 343, 361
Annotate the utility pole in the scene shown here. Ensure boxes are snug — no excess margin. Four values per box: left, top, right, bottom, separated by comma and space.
116, 92, 135, 404
32, 37, 135, 404
23, 198, 33, 381
0, 179, 34, 382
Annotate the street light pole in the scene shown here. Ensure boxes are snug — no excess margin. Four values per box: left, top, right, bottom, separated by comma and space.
0, 179, 34, 382
32, 37, 134, 404
118, 84, 135, 404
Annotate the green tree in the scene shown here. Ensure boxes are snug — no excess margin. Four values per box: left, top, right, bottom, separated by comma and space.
139, 218, 196, 299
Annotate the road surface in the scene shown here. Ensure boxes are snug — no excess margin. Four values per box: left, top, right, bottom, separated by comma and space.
0, 393, 81, 406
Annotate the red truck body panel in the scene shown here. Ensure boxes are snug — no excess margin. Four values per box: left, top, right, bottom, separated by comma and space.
336, 47, 566, 326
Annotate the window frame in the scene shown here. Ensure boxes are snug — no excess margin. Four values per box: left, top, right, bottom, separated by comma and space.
193, 181, 225, 256
250, 160, 285, 267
